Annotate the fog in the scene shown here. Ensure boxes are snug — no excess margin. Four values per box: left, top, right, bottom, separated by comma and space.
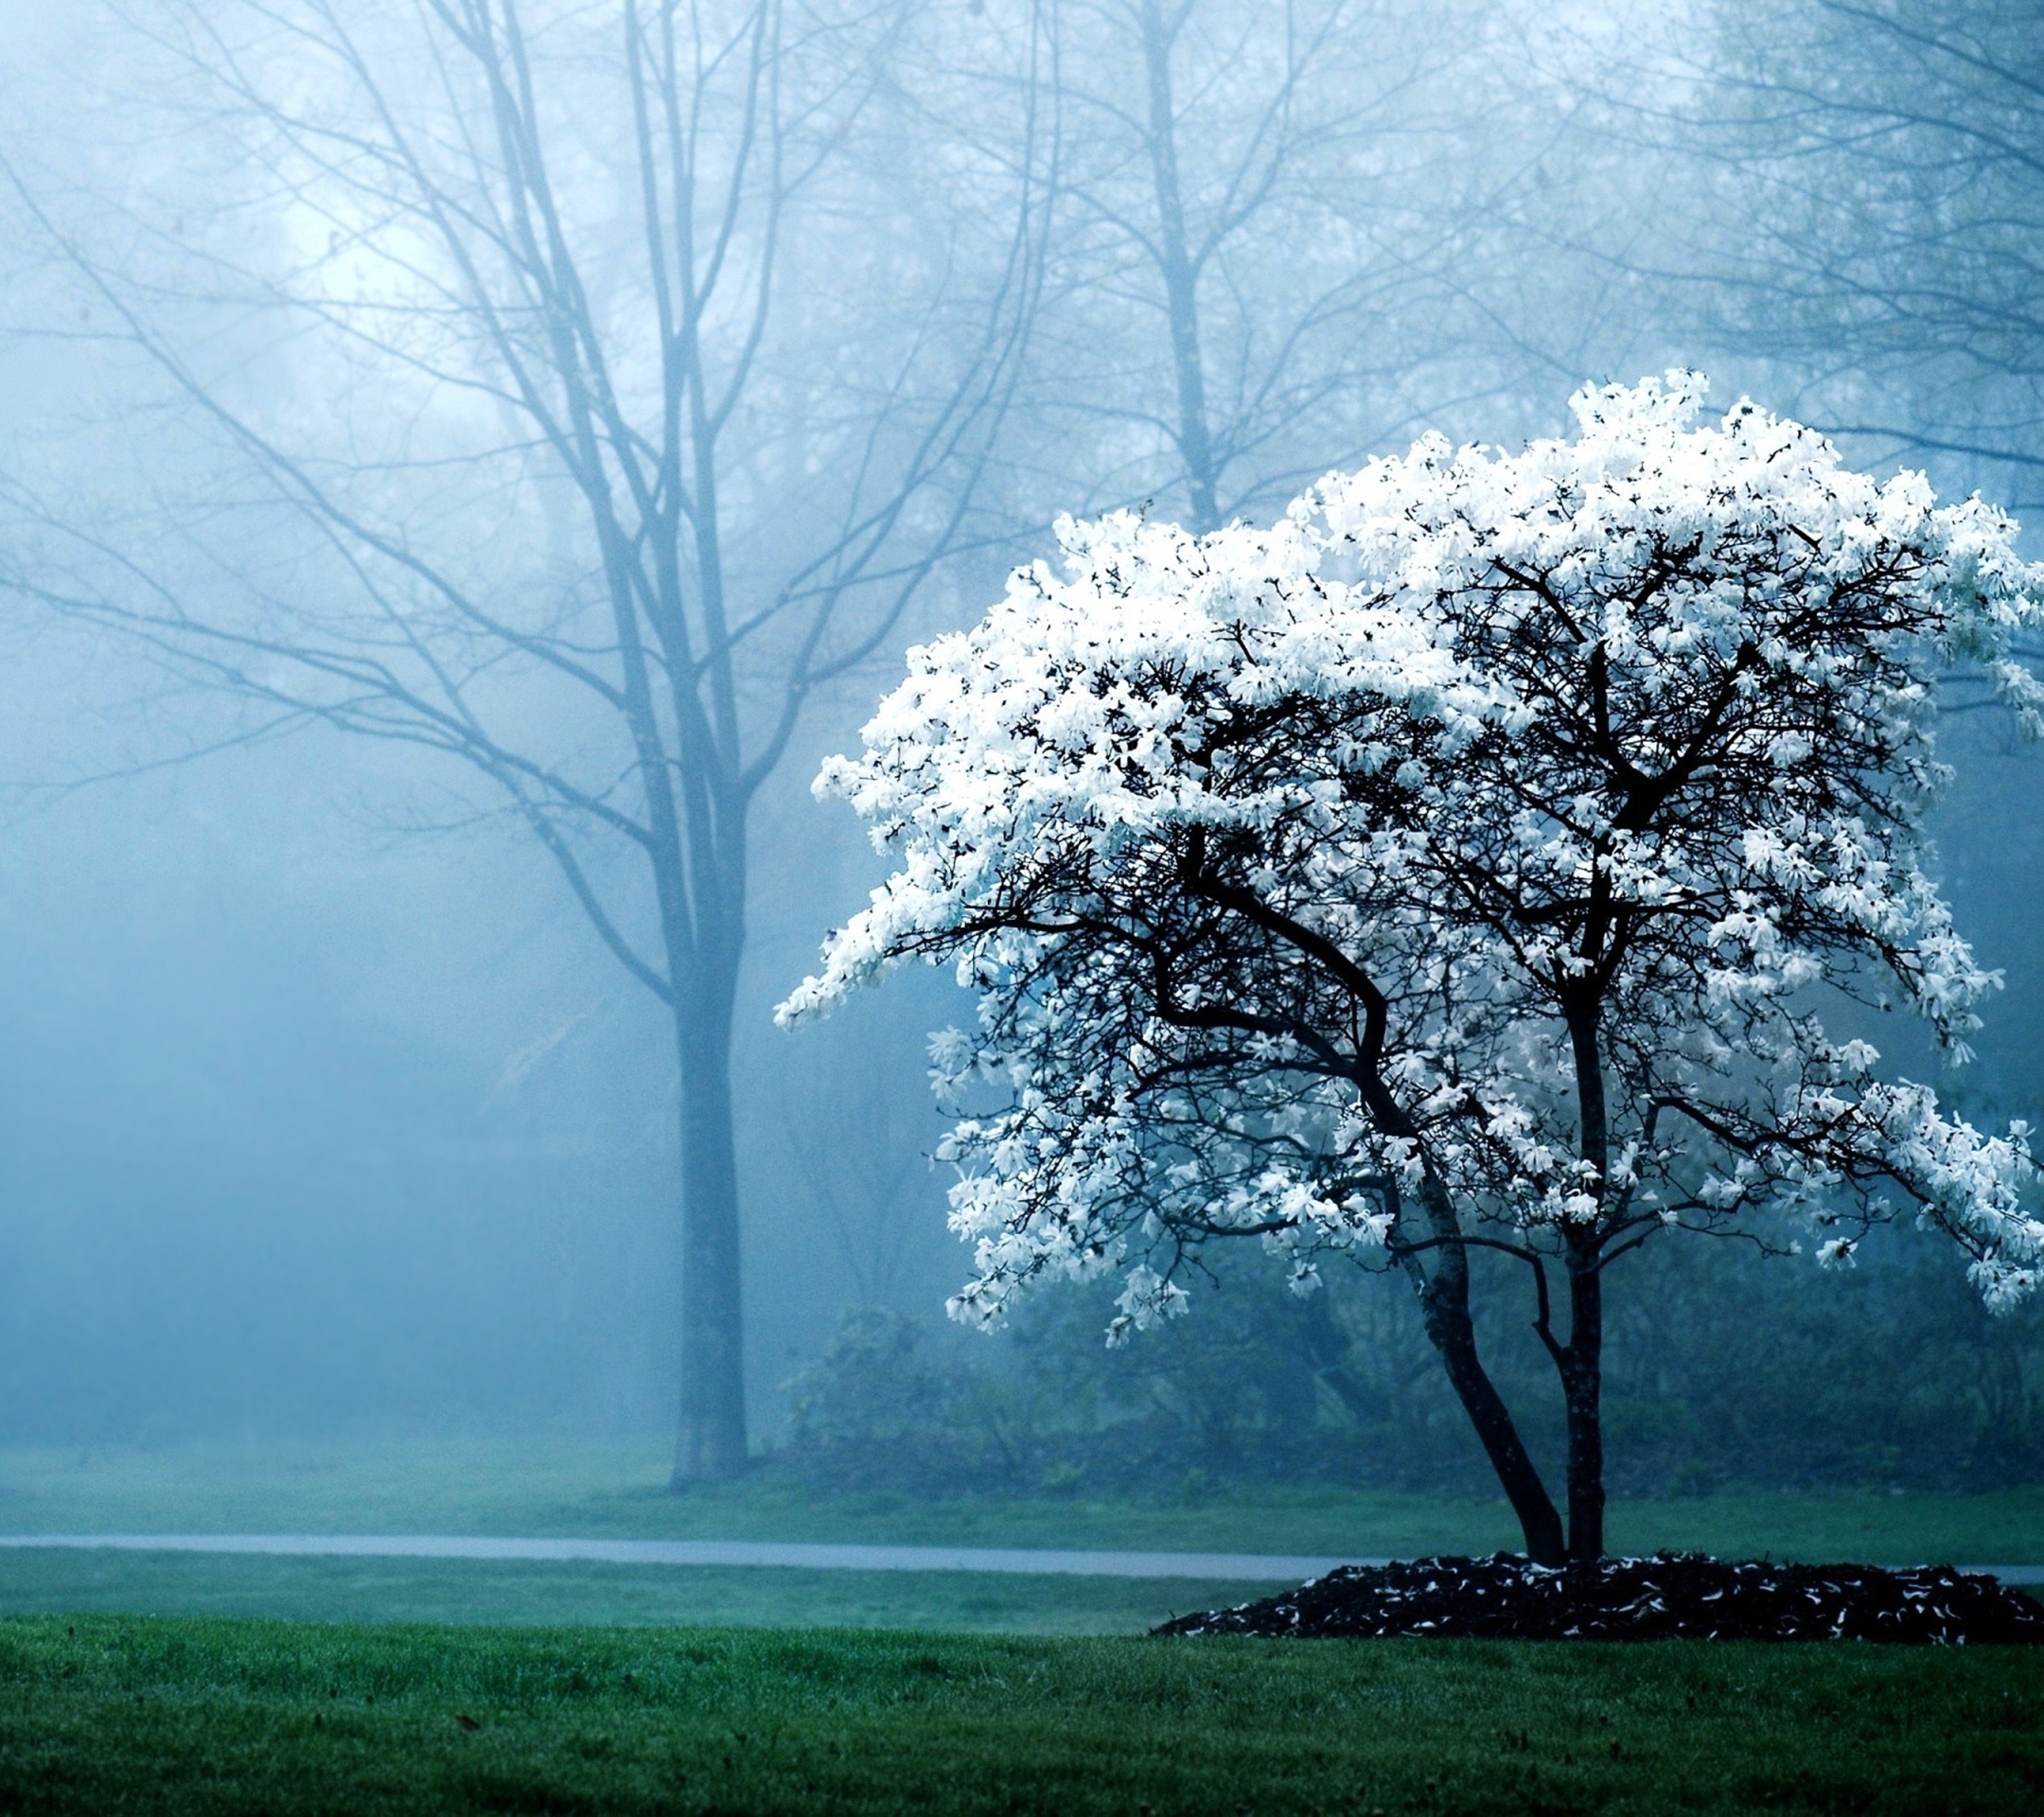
0, 662, 957, 1441
0, 0, 2036, 1495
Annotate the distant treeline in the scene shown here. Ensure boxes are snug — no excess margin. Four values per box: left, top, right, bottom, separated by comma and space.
776, 1227, 2044, 1500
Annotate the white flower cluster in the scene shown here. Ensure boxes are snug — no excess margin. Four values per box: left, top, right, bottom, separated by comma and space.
782, 374, 2044, 1336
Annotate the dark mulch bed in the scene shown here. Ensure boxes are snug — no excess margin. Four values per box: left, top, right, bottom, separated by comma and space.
1154, 1552, 2044, 1644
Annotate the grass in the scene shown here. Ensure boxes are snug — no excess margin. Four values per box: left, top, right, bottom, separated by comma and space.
0, 1612, 2038, 1814
3, 1448, 2038, 1809
0, 1550, 1265, 1634
4, 1436, 2039, 1565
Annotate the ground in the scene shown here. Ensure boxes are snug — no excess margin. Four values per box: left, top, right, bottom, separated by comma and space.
0, 1437, 2035, 1634
1, 1441, 2038, 1812
2, 1614, 2040, 1814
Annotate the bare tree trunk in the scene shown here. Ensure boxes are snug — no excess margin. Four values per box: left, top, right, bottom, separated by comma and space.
1137, 0, 1222, 533
672, 955, 749, 1486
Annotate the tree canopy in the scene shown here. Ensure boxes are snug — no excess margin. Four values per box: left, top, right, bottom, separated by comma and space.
786, 374, 2044, 1558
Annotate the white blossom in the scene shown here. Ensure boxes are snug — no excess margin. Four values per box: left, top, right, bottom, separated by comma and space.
783, 375, 2044, 1337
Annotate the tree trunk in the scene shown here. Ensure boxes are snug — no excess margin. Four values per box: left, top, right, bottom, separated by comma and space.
1553, 997, 1612, 1560
1295, 1289, 1375, 1423
1137, 0, 1221, 534
1405, 1187, 1567, 1566
670, 961, 749, 1488
1561, 1240, 1605, 1562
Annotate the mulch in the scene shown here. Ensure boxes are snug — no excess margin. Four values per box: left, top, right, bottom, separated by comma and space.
1154, 1552, 2044, 1644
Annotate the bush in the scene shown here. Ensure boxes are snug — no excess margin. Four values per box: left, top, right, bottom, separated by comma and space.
777, 1224, 2044, 1500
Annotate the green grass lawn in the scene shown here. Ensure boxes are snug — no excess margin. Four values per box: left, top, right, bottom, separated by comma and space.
0, 1613, 2038, 1814
0, 1549, 1266, 1634
4, 1436, 2039, 1565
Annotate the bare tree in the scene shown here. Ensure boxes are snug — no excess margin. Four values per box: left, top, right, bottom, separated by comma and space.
1718, 2, 2044, 481
1565, 0, 2044, 502
1, 0, 1049, 1484
1021, 0, 1507, 533
776, 1005, 935, 1309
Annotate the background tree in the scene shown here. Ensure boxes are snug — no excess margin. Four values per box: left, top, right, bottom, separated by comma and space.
774, 1001, 940, 1309
1735, 1, 2041, 478
1562, 0, 2044, 507
0, 0, 1049, 1483
784, 376, 2044, 1561
1018, 0, 1522, 534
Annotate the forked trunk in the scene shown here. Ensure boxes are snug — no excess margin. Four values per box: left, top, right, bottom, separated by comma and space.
1406, 1185, 1567, 1566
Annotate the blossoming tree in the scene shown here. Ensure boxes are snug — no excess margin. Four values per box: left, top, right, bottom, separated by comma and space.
781, 375, 2044, 1563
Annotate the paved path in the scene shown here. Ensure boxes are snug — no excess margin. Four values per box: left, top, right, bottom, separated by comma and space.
0, 1535, 1344, 1580
1, 1534, 2038, 1582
